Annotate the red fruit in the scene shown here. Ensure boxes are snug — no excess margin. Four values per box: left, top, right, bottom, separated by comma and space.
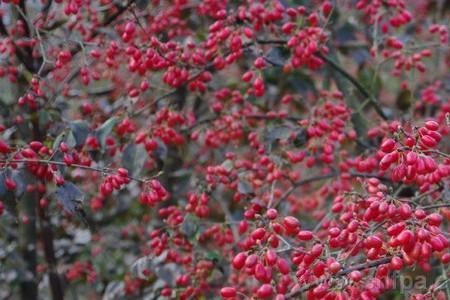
245, 254, 258, 268
322, 1, 333, 16
297, 230, 313, 241
232, 252, 247, 269
441, 253, 450, 264
251, 228, 266, 240
349, 270, 362, 282
277, 258, 290, 274
254, 263, 267, 282
425, 120, 439, 131
379, 153, 394, 170
266, 208, 278, 220
283, 216, 300, 233
5, 178, 16, 190
427, 130, 442, 142
387, 222, 406, 236
328, 227, 340, 237
390, 256, 403, 270
399, 203, 412, 219
220, 287, 236, 298
0, 139, 10, 153
430, 236, 445, 251
427, 213, 443, 226
397, 229, 414, 245
242, 71, 253, 82
257, 284, 273, 298
265, 250, 277, 266
60, 142, 69, 152
29, 141, 43, 151
380, 139, 396, 153
329, 261, 341, 274
21, 148, 36, 158
405, 151, 417, 165
117, 168, 129, 177
421, 135, 438, 148
311, 244, 323, 257
254, 57, 266, 69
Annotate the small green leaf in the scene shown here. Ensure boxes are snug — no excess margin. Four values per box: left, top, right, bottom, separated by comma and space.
121, 143, 147, 176
95, 117, 118, 151
265, 126, 291, 143
396, 89, 412, 111
237, 178, 253, 194
357, 68, 382, 97
0, 171, 7, 197
69, 120, 90, 147
180, 215, 199, 238
135, 0, 150, 10
53, 132, 66, 150
55, 182, 85, 214
293, 128, 308, 148
205, 251, 220, 261
221, 160, 234, 172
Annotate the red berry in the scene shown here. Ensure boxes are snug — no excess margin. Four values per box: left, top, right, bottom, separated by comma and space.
329, 261, 341, 274
297, 230, 313, 241
349, 270, 362, 282
232, 252, 247, 270
283, 216, 300, 233
425, 120, 439, 131
390, 256, 403, 270
257, 284, 273, 298
0, 139, 10, 153
380, 139, 396, 153
421, 135, 438, 148
251, 228, 266, 240
220, 287, 236, 298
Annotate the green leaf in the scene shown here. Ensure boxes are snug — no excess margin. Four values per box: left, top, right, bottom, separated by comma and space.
265, 126, 291, 144
180, 215, 199, 239
135, 0, 150, 10
69, 120, 90, 147
0, 171, 6, 197
11, 170, 33, 198
66, 131, 77, 148
205, 251, 220, 261
266, 47, 289, 66
153, 139, 168, 161
95, 117, 118, 151
396, 89, 412, 111
357, 68, 382, 97
121, 143, 147, 176
55, 182, 85, 214
237, 178, 253, 194
52, 130, 76, 151
38, 110, 50, 128
53, 132, 66, 151
293, 128, 308, 148
221, 160, 234, 172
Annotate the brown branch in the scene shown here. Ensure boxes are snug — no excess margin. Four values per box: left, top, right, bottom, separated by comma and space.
315, 52, 388, 120
0, 159, 159, 184
38, 193, 64, 300
185, 113, 303, 132
19, 191, 38, 300
255, 39, 388, 120
422, 203, 450, 210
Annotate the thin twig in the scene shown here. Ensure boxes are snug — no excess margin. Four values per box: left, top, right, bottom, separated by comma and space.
0, 159, 161, 184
